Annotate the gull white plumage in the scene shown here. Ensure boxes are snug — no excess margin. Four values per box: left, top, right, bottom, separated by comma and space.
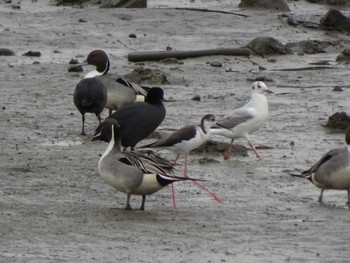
141, 114, 222, 207
211, 81, 272, 160
288, 128, 350, 207
92, 118, 199, 210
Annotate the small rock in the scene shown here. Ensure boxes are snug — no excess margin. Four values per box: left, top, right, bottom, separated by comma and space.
320, 9, 350, 32
309, 60, 331, 65
239, 0, 290, 11
159, 57, 182, 64
336, 49, 350, 64
33, 61, 40, 65
194, 140, 249, 157
78, 18, 87, 23
0, 48, 15, 56
210, 62, 222, 67
22, 51, 41, 57
246, 36, 292, 56
132, 67, 169, 85
68, 59, 83, 72
69, 58, 80, 64
333, 86, 344, 92
248, 76, 273, 83
100, 0, 147, 8
286, 40, 327, 55
198, 157, 220, 164
129, 33, 137, 38
308, 0, 350, 6
191, 95, 201, 101
326, 111, 350, 129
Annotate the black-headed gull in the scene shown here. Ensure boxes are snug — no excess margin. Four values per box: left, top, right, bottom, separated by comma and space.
211, 81, 272, 160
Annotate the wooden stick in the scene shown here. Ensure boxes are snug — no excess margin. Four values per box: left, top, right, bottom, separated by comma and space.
127, 48, 250, 62
271, 66, 338, 72
170, 7, 249, 18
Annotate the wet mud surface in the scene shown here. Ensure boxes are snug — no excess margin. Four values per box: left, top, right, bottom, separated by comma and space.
1, 1, 350, 262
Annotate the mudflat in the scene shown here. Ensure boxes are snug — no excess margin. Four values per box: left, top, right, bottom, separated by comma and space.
1, 1, 350, 262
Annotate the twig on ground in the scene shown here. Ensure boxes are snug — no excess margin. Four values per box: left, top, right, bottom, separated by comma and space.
157, 7, 248, 18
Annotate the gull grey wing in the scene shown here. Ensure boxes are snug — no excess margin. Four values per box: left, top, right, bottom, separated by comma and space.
217, 108, 255, 129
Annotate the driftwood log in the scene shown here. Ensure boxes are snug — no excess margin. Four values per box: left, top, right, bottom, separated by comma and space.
127, 48, 250, 62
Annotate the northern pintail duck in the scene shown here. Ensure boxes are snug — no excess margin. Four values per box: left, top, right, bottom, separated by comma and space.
94, 87, 166, 149
92, 118, 199, 210
141, 114, 222, 207
79, 50, 147, 114
73, 78, 107, 135
211, 81, 272, 160
289, 128, 350, 207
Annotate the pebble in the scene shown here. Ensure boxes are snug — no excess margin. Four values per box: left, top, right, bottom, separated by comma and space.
210, 62, 222, 67
68, 59, 83, 72
333, 86, 344, 92
0, 48, 15, 56
23, 50, 41, 57
191, 94, 201, 101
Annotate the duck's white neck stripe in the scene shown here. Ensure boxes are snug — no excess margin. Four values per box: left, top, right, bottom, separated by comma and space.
84, 69, 104, 79
99, 128, 115, 169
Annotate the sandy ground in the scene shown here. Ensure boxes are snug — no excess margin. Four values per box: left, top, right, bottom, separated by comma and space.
1, 0, 350, 262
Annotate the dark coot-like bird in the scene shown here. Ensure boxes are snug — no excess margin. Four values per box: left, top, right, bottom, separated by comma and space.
93, 87, 166, 149
73, 78, 107, 135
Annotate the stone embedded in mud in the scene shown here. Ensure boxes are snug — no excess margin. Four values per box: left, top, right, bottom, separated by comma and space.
336, 49, 350, 64
286, 40, 328, 55
320, 9, 350, 32
0, 48, 15, 56
246, 37, 293, 56
67, 58, 83, 72
98, 0, 147, 8
239, 0, 290, 12
332, 86, 344, 92
210, 62, 223, 67
132, 67, 169, 85
307, 0, 350, 6
54, 0, 89, 6
191, 95, 201, 101
22, 50, 41, 57
326, 111, 350, 129
193, 140, 249, 157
